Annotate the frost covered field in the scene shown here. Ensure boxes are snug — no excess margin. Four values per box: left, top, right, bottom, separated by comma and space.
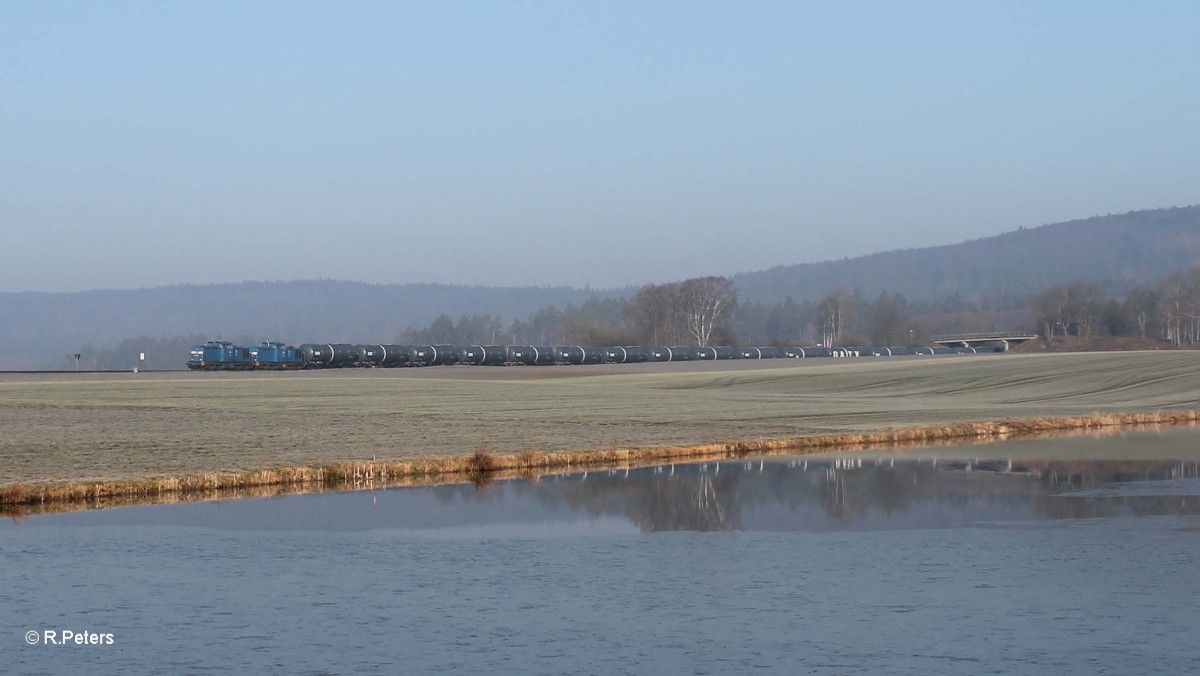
2, 351, 1198, 485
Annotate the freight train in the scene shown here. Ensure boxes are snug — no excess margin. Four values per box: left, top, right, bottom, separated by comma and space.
186, 340, 982, 371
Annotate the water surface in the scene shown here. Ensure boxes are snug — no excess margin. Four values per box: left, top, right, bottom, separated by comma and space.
4, 428, 1200, 674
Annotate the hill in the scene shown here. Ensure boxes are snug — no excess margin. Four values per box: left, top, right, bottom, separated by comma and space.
733, 206, 1200, 304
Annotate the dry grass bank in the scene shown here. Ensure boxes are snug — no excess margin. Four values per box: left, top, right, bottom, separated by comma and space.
2, 351, 1200, 504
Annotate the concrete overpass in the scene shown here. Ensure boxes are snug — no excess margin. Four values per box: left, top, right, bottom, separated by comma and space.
929, 331, 1039, 352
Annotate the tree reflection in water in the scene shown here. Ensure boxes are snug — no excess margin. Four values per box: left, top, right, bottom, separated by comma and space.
524, 457, 1200, 533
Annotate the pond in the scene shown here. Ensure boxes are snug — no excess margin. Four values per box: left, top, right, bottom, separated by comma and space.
4, 428, 1200, 674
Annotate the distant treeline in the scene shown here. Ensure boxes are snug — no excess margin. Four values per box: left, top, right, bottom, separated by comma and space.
401, 281, 965, 349
403, 276, 738, 348
1030, 267, 1200, 345
404, 268, 1200, 351
79, 266, 1200, 370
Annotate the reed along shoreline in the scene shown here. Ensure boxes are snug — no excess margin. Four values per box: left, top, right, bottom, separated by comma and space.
3, 410, 1199, 514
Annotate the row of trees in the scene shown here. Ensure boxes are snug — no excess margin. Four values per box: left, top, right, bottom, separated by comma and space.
736, 289, 927, 347
444, 267, 1200, 350
403, 277, 739, 348
1030, 267, 1200, 345
402, 298, 634, 347
404, 277, 928, 349
403, 313, 505, 345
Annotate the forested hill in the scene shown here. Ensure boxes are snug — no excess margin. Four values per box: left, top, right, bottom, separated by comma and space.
0, 281, 611, 369
733, 206, 1200, 304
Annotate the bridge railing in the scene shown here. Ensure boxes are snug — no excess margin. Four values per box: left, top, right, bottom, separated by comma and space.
930, 331, 1039, 342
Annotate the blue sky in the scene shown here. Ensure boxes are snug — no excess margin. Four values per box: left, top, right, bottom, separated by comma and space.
2, 1, 1197, 292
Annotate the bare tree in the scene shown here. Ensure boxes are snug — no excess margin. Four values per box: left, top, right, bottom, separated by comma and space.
1064, 281, 1103, 338
866, 292, 907, 345
1165, 267, 1200, 345
816, 289, 853, 347
626, 283, 680, 345
678, 276, 736, 347
1121, 286, 1158, 338
1159, 272, 1186, 345
1030, 285, 1069, 339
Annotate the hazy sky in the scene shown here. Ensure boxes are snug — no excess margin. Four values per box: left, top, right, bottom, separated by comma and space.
3, 1, 1198, 292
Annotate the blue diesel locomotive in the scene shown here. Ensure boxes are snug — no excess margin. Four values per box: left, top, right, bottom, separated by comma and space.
188, 341, 302, 370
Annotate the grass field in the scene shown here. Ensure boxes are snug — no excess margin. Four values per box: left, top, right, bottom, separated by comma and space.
2, 351, 1199, 488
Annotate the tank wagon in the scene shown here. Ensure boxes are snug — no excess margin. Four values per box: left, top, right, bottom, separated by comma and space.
741, 347, 786, 359
187, 339, 986, 370
553, 346, 607, 365
505, 345, 558, 365
300, 343, 359, 368
464, 345, 508, 366
605, 346, 650, 363
649, 347, 698, 362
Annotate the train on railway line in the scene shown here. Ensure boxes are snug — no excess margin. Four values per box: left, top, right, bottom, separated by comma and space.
186, 340, 985, 371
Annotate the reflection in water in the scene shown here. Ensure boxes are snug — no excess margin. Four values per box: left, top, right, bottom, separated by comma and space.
533, 457, 1200, 532
612, 471, 740, 532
